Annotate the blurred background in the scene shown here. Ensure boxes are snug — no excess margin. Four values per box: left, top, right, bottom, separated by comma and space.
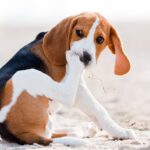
0, 0, 150, 131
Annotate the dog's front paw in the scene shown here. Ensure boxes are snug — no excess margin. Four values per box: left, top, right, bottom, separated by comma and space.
125, 129, 136, 139
113, 128, 136, 140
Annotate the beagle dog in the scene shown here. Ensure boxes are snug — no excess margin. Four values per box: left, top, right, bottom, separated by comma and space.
0, 12, 135, 146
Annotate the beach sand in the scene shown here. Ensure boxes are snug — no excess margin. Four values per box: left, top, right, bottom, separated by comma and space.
0, 21, 150, 149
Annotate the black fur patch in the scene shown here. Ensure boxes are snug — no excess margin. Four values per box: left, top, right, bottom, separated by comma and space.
0, 32, 47, 144
0, 122, 24, 145
0, 32, 47, 90
35, 32, 47, 41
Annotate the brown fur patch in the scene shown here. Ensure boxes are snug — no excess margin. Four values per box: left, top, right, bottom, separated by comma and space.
0, 80, 52, 144
6, 90, 51, 143
0, 80, 13, 109
0, 80, 24, 144
30, 38, 66, 82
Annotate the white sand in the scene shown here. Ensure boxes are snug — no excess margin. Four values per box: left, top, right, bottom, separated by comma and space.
0, 21, 150, 149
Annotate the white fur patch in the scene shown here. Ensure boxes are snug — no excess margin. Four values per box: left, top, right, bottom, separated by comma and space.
43, 114, 53, 138
52, 136, 87, 146
70, 17, 100, 67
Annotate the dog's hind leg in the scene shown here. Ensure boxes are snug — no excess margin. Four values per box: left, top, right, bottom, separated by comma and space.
16, 132, 52, 145
51, 132, 68, 138
50, 128, 90, 146
52, 136, 86, 146
52, 122, 97, 138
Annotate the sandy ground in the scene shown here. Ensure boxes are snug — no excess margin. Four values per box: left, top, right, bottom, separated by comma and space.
0, 21, 150, 149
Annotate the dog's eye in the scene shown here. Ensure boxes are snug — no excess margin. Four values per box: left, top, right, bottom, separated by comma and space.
96, 36, 104, 44
76, 29, 84, 38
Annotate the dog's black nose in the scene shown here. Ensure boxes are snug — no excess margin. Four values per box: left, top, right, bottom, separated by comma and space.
80, 51, 92, 66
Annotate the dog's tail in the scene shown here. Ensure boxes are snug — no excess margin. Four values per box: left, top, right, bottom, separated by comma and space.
52, 136, 87, 146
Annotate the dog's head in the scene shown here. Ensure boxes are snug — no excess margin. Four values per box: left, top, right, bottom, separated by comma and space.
43, 12, 130, 75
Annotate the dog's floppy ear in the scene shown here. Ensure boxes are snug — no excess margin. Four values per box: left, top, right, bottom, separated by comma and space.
43, 16, 78, 66
108, 25, 130, 75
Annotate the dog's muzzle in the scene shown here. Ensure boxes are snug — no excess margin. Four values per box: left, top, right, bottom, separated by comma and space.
80, 51, 92, 66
